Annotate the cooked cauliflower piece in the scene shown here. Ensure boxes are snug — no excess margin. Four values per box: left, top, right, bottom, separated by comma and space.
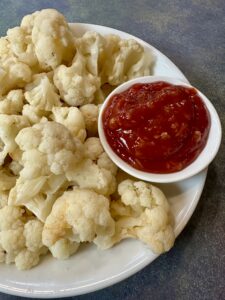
76, 31, 106, 76
0, 205, 47, 269
0, 115, 30, 165
9, 175, 68, 222
0, 56, 32, 95
42, 188, 115, 251
97, 152, 118, 176
7, 26, 38, 67
20, 11, 40, 34
22, 104, 49, 125
0, 37, 13, 59
95, 180, 175, 254
15, 121, 82, 176
0, 90, 24, 114
24, 73, 61, 111
101, 36, 152, 85
66, 158, 116, 196
8, 121, 81, 220
31, 9, 75, 69
51, 106, 86, 142
84, 137, 103, 160
80, 103, 100, 136
53, 53, 100, 106
49, 238, 79, 259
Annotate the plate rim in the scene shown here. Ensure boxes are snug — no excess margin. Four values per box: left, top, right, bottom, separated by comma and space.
0, 22, 207, 298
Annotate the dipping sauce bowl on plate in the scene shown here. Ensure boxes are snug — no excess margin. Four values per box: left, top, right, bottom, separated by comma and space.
98, 76, 222, 183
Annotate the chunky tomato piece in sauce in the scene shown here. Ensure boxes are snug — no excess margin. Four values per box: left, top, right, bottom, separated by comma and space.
103, 81, 210, 173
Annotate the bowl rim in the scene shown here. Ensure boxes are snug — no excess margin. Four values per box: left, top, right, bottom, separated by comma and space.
98, 75, 222, 183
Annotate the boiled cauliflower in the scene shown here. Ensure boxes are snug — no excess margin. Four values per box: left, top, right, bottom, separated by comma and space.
0, 89, 24, 114
80, 103, 100, 136
51, 106, 86, 142
53, 53, 100, 106
101, 36, 152, 85
32, 9, 75, 69
95, 180, 175, 254
22, 104, 49, 125
0, 56, 32, 96
49, 238, 79, 259
20, 11, 40, 34
0, 205, 47, 269
42, 188, 115, 258
0, 115, 30, 165
0, 37, 13, 59
84, 137, 104, 160
8, 122, 81, 220
76, 31, 106, 76
7, 26, 38, 68
24, 73, 61, 111
66, 157, 117, 196
15, 121, 82, 176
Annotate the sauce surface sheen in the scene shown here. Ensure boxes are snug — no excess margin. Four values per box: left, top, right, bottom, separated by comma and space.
103, 81, 210, 173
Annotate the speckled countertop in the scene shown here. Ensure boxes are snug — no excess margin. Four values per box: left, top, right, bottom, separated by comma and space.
0, 0, 224, 299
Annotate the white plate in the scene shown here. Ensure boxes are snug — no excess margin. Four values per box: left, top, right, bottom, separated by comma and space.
0, 23, 207, 298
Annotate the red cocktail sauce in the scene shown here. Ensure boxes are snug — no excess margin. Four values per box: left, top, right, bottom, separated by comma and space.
102, 81, 211, 173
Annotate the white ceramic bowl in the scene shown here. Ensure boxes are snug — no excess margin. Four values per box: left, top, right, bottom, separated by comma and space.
98, 76, 222, 183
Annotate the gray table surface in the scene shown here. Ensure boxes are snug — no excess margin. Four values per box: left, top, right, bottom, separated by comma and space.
0, 0, 224, 299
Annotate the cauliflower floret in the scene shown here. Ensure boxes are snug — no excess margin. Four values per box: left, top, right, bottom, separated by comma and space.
7, 26, 38, 67
95, 180, 175, 254
24, 73, 61, 111
0, 115, 30, 165
0, 56, 32, 95
21, 11, 40, 34
42, 188, 115, 250
15, 249, 40, 270
51, 106, 86, 142
32, 9, 75, 69
101, 36, 152, 85
84, 137, 103, 160
22, 104, 49, 125
66, 158, 116, 196
97, 152, 118, 176
54, 52, 100, 106
0, 206, 24, 230
76, 31, 106, 76
9, 122, 81, 220
80, 103, 100, 136
0, 205, 47, 269
24, 219, 44, 252
0, 89, 24, 114
0, 37, 13, 59
49, 238, 79, 259
15, 121, 82, 176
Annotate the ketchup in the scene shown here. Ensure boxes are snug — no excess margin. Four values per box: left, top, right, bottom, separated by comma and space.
102, 81, 211, 173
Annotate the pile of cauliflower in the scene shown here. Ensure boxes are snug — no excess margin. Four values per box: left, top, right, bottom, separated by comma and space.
0, 9, 175, 270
